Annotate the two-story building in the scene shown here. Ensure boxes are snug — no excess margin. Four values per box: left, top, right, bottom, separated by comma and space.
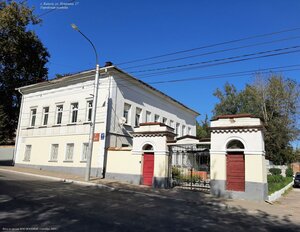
14, 63, 199, 182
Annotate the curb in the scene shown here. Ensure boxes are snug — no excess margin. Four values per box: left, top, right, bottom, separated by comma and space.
0, 168, 115, 191
267, 181, 294, 202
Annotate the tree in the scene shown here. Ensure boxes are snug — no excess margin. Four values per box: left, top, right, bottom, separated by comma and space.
196, 114, 210, 139
0, 1, 49, 144
213, 74, 300, 164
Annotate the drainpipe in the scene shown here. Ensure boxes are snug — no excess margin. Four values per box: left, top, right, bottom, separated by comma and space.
13, 88, 25, 165
102, 67, 111, 178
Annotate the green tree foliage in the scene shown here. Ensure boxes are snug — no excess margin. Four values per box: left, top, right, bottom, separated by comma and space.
213, 75, 300, 164
0, 1, 49, 144
196, 114, 210, 139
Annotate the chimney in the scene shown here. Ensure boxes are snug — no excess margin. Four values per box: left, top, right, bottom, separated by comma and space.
104, 61, 113, 67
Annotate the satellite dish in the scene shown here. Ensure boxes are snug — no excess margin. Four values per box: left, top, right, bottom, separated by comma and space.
118, 117, 126, 126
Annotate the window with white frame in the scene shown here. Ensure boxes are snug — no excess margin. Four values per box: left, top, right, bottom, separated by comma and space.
188, 127, 192, 135
135, 107, 142, 127
146, 111, 151, 122
176, 123, 180, 136
86, 100, 93, 122
42, 107, 49, 126
154, 114, 160, 122
182, 125, 186, 136
65, 143, 74, 161
82, 143, 89, 161
163, 117, 167, 124
50, 144, 59, 161
24, 145, 32, 161
30, 108, 37, 127
56, 105, 63, 124
170, 120, 174, 128
70, 103, 79, 123
123, 103, 131, 124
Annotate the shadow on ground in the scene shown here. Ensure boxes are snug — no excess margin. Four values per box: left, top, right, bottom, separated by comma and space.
0, 176, 299, 232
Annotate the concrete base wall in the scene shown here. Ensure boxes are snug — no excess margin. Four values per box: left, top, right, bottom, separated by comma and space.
210, 179, 268, 201
106, 172, 170, 188
15, 163, 103, 177
153, 177, 169, 188
106, 172, 141, 185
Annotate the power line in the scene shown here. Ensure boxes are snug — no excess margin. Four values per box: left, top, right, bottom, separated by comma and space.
148, 67, 300, 85
90, 64, 300, 89
130, 45, 300, 74
116, 27, 300, 65
137, 48, 300, 78
123, 36, 300, 70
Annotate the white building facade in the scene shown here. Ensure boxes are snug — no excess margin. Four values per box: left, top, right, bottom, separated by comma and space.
14, 64, 198, 180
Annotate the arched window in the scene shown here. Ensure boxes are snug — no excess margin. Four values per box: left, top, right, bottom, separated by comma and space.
143, 144, 153, 151
226, 140, 245, 149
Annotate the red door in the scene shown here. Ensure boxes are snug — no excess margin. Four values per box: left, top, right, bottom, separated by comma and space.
143, 153, 154, 186
226, 153, 245, 191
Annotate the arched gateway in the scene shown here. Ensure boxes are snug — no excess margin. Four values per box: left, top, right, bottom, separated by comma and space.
210, 114, 268, 201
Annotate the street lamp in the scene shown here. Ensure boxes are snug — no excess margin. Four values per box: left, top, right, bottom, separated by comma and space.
71, 23, 100, 181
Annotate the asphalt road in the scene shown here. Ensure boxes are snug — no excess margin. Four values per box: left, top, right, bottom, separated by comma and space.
0, 170, 299, 232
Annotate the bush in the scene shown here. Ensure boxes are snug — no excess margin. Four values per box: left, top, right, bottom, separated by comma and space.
285, 167, 293, 177
267, 174, 293, 195
269, 168, 281, 176
267, 174, 284, 183
172, 166, 181, 179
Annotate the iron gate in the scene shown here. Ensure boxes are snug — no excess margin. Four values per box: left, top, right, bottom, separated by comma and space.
169, 144, 210, 191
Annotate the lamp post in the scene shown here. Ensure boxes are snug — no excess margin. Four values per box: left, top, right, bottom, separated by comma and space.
71, 23, 100, 181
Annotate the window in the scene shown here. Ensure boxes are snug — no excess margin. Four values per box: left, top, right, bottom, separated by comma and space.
56, 105, 63, 124
170, 120, 174, 128
163, 117, 167, 124
182, 125, 186, 136
135, 107, 142, 127
227, 140, 245, 149
50, 144, 59, 161
42, 107, 49, 126
65, 143, 74, 161
176, 123, 180, 136
24, 145, 32, 161
30, 108, 37, 127
70, 103, 79, 123
188, 127, 191, 135
123, 103, 131, 124
146, 111, 151, 122
86, 100, 93, 122
82, 143, 89, 161
154, 114, 160, 122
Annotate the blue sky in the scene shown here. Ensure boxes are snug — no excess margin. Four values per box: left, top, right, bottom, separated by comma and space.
26, 0, 299, 130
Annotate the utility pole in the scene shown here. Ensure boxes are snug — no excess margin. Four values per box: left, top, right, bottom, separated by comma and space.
71, 23, 99, 181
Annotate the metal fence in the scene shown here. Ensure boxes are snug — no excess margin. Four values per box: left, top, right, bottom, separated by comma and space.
169, 144, 210, 191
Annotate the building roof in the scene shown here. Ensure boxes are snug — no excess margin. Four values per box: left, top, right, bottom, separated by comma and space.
211, 114, 256, 121
17, 64, 199, 116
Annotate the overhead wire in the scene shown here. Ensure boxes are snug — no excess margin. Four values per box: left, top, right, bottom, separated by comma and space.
130, 45, 300, 74
116, 27, 300, 66
123, 36, 300, 70
137, 48, 300, 78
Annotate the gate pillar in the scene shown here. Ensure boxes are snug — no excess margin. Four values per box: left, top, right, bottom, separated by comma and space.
132, 123, 176, 188
210, 114, 267, 201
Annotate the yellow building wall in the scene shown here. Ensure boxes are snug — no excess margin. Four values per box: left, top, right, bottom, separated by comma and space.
16, 135, 101, 168
153, 155, 168, 178
245, 155, 267, 183
106, 150, 142, 175
210, 154, 226, 180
